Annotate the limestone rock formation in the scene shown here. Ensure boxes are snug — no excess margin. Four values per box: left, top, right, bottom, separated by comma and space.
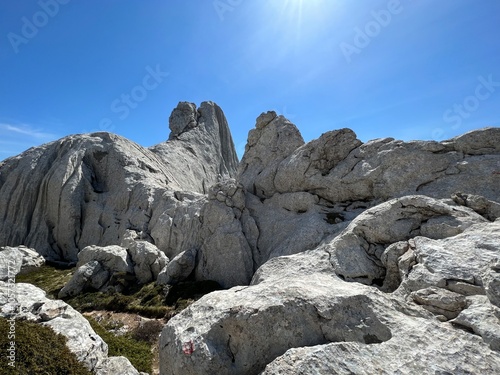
0, 101, 237, 263
274, 127, 500, 202
238, 111, 304, 198
194, 179, 255, 287
0, 246, 45, 281
95, 356, 147, 375
159, 201, 500, 375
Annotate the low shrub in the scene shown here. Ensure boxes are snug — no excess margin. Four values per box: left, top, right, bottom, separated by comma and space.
0, 317, 91, 375
131, 319, 165, 345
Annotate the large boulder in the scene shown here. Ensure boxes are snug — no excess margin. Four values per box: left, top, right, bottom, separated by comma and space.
58, 244, 133, 298
59, 239, 169, 298
325, 195, 487, 287
157, 248, 197, 286
121, 230, 169, 284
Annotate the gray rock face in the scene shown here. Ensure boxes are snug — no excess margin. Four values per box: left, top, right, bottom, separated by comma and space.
483, 258, 500, 308
58, 260, 110, 298
326, 195, 487, 287
194, 179, 254, 287
260, 323, 500, 375
1, 104, 500, 374
122, 232, 169, 284
95, 356, 144, 375
159, 204, 500, 374
0, 246, 45, 281
0, 101, 238, 262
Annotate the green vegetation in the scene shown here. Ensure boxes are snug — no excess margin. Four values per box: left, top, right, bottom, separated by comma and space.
67, 283, 171, 318
16, 264, 74, 299
14, 265, 224, 373
66, 279, 223, 319
0, 317, 92, 375
86, 316, 153, 374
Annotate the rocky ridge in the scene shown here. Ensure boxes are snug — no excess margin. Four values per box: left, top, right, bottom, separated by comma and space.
0, 102, 499, 374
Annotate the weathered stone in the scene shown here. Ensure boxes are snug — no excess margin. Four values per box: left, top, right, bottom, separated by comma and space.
398, 221, 500, 297
195, 181, 254, 288
0, 246, 45, 281
160, 272, 393, 375
326, 195, 486, 285
95, 356, 144, 375
58, 260, 109, 298
260, 321, 500, 374
452, 192, 500, 221
273, 127, 500, 203
244, 191, 356, 268
125, 240, 169, 284
157, 248, 197, 286
77, 245, 132, 273
451, 295, 500, 351
152, 101, 239, 193
410, 286, 467, 320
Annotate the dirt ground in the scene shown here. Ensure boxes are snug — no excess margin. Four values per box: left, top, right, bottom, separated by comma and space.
84, 310, 165, 375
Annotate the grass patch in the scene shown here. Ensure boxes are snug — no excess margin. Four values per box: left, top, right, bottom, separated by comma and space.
0, 317, 92, 375
15, 265, 74, 299
67, 283, 173, 318
86, 316, 153, 374
66, 280, 223, 319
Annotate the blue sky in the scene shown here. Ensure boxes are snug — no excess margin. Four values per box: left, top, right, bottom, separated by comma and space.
1, 0, 499, 161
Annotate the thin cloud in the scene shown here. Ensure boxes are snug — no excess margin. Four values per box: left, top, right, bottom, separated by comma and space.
0, 123, 58, 140
0, 122, 61, 161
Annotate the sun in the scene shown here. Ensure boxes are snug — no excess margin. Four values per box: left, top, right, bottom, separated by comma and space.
272, 0, 337, 44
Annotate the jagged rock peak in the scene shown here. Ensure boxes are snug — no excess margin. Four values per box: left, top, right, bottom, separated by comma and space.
168, 102, 199, 139
151, 101, 239, 189
238, 111, 304, 198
